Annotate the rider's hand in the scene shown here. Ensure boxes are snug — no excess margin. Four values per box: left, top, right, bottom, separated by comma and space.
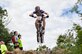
29, 14, 37, 18
33, 14, 38, 18
43, 12, 49, 18
43, 15, 49, 18
29, 14, 34, 17
34, 16, 39, 18
46, 15, 49, 18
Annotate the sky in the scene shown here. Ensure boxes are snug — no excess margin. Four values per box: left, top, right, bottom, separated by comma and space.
0, 0, 82, 50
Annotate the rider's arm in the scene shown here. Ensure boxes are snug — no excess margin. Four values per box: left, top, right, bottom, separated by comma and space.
41, 10, 49, 18
29, 12, 37, 18
29, 13, 34, 17
44, 12, 49, 18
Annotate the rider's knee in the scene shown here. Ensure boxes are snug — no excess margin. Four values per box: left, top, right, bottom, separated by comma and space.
43, 18, 45, 22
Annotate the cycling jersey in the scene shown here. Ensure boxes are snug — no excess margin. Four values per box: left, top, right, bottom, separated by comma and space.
33, 10, 45, 17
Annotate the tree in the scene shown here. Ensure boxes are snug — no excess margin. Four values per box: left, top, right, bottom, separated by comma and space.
52, 23, 82, 54
71, 0, 82, 17
0, 6, 12, 50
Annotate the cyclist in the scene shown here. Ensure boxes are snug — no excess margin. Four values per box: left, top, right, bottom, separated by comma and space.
29, 6, 49, 40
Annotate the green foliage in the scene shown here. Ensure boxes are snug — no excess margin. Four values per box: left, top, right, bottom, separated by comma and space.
53, 23, 82, 54
53, 0, 82, 53
36, 45, 49, 52
0, 6, 12, 50
6, 43, 14, 51
71, 0, 82, 17
77, 0, 82, 4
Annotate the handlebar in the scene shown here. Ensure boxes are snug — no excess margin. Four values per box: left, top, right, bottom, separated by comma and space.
29, 14, 49, 18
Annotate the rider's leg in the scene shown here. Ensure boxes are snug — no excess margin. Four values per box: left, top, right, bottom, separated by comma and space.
37, 34, 39, 42
35, 19, 39, 31
35, 19, 39, 42
40, 33, 43, 43
43, 17, 46, 30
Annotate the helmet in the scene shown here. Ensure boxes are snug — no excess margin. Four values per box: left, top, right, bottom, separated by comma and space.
35, 6, 40, 11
